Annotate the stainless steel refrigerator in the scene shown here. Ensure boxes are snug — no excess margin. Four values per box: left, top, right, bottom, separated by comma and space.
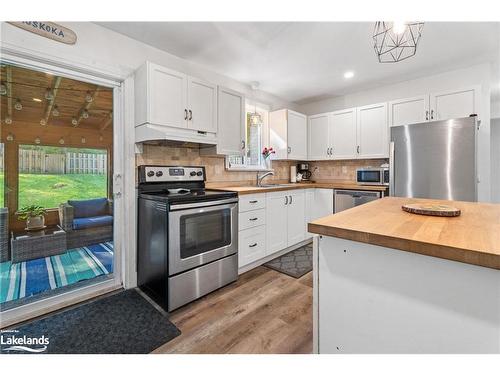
389, 117, 477, 202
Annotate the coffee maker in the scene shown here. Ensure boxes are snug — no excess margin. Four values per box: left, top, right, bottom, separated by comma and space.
297, 163, 312, 181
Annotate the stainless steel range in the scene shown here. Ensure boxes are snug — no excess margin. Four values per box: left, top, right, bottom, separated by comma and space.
137, 165, 239, 312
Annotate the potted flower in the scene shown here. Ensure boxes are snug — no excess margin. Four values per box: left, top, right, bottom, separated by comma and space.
17, 205, 47, 230
262, 147, 276, 169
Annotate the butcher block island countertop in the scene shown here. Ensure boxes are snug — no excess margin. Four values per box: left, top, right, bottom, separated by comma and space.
207, 181, 388, 195
308, 196, 500, 270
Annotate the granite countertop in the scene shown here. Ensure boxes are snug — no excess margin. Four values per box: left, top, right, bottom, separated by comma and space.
308, 196, 500, 270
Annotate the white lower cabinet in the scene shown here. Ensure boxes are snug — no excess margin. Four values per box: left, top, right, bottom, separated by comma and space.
305, 189, 315, 239
314, 189, 334, 219
305, 188, 334, 239
265, 192, 289, 255
238, 189, 334, 270
238, 226, 266, 267
286, 190, 306, 246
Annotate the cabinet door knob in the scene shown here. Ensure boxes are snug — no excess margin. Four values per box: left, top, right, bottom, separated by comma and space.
289, 195, 293, 204
249, 217, 258, 221
430, 109, 434, 120
357, 145, 360, 154
287, 146, 291, 154
249, 243, 258, 248
184, 109, 188, 120
425, 110, 429, 121
188, 109, 193, 121
241, 140, 246, 150
285, 196, 288, 205
249, 200, 258, 203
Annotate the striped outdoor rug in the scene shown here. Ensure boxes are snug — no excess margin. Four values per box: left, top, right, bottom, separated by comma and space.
0, 242, 113, 303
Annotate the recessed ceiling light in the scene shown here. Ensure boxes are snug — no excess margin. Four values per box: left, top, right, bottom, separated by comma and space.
344, 71, 355, 79
33, 98, 42, 102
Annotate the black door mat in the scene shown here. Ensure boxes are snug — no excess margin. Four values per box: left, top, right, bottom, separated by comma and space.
1, 289, 181, 354
264, 243, 313, 278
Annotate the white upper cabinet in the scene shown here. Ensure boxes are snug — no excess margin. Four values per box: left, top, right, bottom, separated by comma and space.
269, 109, 307, 160
216, 87, 245, 155
356, 102, 389, 159
287, 110, 308, 160
136, 63, 188, 129
330, 108, 357, 159
430, 87, 478, 121
135, 61, 217, 135
388, 95, 429, 126
187, 76, 217, 132
308, 113, 330, 160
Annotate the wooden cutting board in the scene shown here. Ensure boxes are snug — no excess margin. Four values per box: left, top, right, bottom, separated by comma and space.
402, 203, 461, 217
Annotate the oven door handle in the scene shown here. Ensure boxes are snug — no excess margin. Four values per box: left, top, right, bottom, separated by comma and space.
169, 197, 239, 211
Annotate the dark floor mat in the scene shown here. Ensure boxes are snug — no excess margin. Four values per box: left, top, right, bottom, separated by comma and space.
1, 289, 181, 354
264, 243, 313, 278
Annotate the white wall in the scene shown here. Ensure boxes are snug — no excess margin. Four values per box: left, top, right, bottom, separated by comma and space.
0, 22, 296, 110
492, 119, 500, 203
298, 64, 494, 202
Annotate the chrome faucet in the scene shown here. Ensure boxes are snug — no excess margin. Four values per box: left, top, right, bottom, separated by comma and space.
257, 171, 275, 187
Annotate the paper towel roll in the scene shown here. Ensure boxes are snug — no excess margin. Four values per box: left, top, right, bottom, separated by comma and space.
290, 165, 297, 183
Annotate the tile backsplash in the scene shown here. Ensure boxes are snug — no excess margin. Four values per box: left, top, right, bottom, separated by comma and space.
135, 144, 295, 186
135, 144, 387, 185
308, 159, 388, 182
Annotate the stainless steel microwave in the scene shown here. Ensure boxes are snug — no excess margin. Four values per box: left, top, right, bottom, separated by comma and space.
356, 167, 389, 186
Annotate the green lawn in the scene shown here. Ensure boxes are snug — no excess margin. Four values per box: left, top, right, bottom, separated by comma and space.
0, 173, 107, 209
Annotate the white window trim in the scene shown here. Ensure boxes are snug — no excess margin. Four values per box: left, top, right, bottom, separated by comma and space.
225, 101, 273, 172
0, 47, 131, 328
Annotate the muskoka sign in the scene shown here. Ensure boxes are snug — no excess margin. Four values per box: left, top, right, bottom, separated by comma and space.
8, 21, 77, 45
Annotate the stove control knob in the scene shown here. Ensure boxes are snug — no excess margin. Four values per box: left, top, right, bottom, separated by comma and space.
190, 171, 197, 177
147, 171, 155, 177
196, 171, 203, 177
156, 171, 163, 177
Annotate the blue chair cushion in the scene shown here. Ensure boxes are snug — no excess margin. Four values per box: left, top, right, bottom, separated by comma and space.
68, 198, 109, 218
73, 215, 113, 230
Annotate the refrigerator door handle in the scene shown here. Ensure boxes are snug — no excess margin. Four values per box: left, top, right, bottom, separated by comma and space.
389, 141, 395, 196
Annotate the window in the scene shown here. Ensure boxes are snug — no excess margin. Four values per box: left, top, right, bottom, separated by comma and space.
226, 102, 270, 170
18, 145, 108, 209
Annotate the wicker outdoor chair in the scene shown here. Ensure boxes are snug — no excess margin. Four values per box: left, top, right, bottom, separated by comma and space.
59, 198, 113, 249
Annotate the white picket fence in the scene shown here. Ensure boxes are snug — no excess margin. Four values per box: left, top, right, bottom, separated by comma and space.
13, 150, 107, 175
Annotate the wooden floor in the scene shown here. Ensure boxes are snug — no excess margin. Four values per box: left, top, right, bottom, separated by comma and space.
153, 266, 313, 354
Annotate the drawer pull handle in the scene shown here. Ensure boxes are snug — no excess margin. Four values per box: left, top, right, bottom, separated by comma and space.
249, 200, 258, 203
249, 243, 258, 248
249, 217, 258, 221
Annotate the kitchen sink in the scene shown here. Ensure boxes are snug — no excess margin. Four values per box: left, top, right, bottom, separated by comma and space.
258, 183, 293, 188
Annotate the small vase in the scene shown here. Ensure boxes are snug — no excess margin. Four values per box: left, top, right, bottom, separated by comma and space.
264, 158, 271, 170
26, 215, 45, 230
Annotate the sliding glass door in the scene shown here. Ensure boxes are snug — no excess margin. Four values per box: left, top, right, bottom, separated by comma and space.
0, 61, 120, 317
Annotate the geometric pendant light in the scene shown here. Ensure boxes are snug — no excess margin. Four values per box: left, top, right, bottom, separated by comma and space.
373, 21, 424, 63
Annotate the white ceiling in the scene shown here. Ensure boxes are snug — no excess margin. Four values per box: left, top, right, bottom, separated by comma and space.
97, 22, 500, 104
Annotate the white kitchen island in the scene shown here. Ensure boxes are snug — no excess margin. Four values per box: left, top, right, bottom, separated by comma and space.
309, 197, 500, 354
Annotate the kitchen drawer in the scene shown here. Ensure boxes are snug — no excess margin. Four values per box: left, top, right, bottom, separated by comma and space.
239, 209, 266, 231
239, 194, 266, 212
238, 225, 266, 267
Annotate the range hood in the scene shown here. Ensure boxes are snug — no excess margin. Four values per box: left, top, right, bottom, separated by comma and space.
135, 122, 218, 146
